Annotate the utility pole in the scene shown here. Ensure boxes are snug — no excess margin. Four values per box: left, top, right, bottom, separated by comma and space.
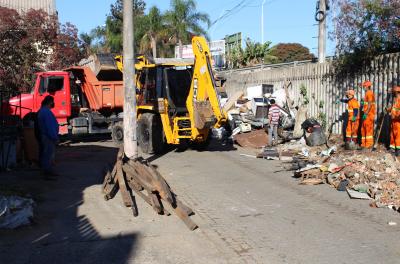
317, 0, 327, 63
261, 0, 266, 69
261, 0, 266, 45
123, 0, 138, 159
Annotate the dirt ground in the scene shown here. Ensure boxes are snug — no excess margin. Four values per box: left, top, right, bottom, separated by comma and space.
1, 139, 400, 264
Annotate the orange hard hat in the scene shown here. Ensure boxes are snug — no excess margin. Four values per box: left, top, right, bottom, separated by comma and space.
346, 90, 355, 96
393, 86, 400, 93
362, 80, 372, 88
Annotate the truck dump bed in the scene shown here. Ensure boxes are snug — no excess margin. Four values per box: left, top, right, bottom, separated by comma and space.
66, 67, 124, 112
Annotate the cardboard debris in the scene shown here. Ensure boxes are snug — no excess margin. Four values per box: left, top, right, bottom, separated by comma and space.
223, 91, 244, 112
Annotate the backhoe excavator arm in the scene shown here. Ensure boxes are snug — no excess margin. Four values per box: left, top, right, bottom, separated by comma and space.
187, 36, 227, 129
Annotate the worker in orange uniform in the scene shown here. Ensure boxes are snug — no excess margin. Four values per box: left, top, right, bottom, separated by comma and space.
388, 86, 400, 156
360, 81, 376, 148
341, 90, 360, 149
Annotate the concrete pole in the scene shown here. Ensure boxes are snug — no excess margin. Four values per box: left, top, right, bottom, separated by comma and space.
261, 0, 266, 45
318, 0, 327, 63
261, 0, 266, 69
123, 0, 138, 159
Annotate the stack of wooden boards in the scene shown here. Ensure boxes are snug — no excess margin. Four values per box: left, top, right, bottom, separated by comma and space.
102, 149, 197, 230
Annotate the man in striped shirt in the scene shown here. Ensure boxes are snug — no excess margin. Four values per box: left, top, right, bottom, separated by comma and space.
268, 99, 281, 146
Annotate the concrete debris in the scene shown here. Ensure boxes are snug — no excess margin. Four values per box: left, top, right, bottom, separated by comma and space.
257, 147, 279, 159
347, 189, 372, 200
279, 136, 400, 214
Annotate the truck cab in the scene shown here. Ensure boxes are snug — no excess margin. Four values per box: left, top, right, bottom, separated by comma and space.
8, 67, 124, 138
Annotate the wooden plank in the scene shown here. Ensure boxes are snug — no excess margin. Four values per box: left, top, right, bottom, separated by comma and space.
102, 170, 119, 200
149, 192, 163, 214
161, 198, 198, 231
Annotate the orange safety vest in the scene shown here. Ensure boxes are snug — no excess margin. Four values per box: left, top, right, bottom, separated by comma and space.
346, 97, 360, 141
390, 97, 400, 150
361, 90, 376, 147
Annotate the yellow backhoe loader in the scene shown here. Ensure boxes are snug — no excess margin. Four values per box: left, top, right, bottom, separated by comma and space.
116, 36, 227, 153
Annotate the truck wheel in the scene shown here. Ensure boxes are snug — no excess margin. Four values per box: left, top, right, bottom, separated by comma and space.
112, 122, 124, 145
138, 113, 164, 154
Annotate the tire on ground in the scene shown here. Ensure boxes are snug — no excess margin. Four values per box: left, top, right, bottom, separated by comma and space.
111, 121, 124, 145
137, 113, 164, 154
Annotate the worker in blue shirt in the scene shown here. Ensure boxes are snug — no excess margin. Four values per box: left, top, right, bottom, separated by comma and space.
37, 95, 59, 178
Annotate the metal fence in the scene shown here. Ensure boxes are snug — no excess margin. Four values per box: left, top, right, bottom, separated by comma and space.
221, 53, 400, 133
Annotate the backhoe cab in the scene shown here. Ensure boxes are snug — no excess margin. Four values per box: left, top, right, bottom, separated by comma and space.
116, 36, 227, 154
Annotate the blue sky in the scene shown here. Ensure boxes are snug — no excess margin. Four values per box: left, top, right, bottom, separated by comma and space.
56, 0, 335, 55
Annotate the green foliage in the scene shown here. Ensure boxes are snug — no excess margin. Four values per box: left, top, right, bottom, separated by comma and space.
268, 43, 315, 63
333, 0, 400, 74
226, 38, 276, 68
139, 6, 171, 57
164, 0, 211, 58
83, 0, 209, 57
299, 84, 309, 105
226, 40, 315, 69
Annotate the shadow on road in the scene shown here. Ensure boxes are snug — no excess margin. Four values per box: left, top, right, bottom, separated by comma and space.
0, 143, 138, 264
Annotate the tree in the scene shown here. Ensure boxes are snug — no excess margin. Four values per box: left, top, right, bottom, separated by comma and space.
225, 38, 276, 69
140, 6, 165, 58
243, 38, 274, 66
268, 43, 315, 63
104, 0, 146, 53
332, 0, 400, 73
164, 0, 211, 58
0, 7, 57, 92
0, 7, 83, 92
49, 22, 84, 70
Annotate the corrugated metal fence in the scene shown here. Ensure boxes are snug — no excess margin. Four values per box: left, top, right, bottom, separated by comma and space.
0, 0, 56, 15
222, 53, 400, 133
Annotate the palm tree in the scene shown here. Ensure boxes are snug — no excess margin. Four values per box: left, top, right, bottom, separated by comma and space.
164, 0, 211, 58
140, 6, 164, 58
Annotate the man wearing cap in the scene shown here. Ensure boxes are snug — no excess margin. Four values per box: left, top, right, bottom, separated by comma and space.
341, 90, 360, 147
360, 81, 376, 148
388, 86, 400, 156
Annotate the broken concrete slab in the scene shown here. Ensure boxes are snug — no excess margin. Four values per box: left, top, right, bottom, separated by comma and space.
347, 189, 372, 200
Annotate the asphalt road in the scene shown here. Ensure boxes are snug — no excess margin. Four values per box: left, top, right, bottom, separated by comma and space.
1, 140, 400, 264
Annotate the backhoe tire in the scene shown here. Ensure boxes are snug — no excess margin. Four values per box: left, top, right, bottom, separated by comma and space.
138, 113, 164, 154
111, 121, 124, 146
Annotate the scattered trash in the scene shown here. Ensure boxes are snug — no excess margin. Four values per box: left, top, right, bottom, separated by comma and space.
257, 147, 279, 159
353, 184, 369, 193
321, 146, 337, 157
240, 154, 257, 158
388, 221, 397, 226
0, 195, 35, 229
301, 148, 310, 157
337, 179, 349, 191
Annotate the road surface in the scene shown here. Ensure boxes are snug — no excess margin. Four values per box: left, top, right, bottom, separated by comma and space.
1, 140, 400, 263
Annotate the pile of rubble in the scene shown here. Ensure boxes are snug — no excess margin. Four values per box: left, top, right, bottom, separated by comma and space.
276, 137, 400, 212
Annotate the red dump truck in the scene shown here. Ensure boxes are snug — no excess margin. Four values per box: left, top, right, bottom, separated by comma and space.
7, 65, 125, 142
